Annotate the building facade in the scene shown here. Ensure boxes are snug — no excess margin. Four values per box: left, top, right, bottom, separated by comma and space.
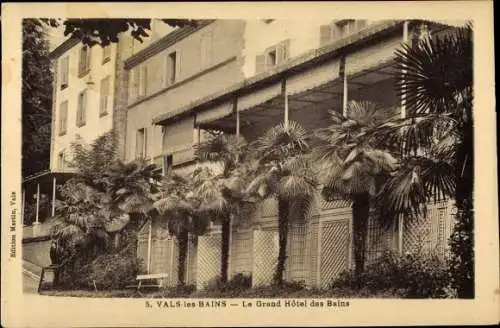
132, 19, 458, 289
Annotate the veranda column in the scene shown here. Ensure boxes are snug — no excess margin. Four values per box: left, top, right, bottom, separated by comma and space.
281, 79, 289, 130
341, 56, 348, 117
398, 20, 410, 256
146, 220, 152, 273
34, 182, 40, 225
51, 176, 57, 217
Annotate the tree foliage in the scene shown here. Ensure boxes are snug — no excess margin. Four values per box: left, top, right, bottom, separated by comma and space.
39, 18, 198, 47
247, 121, 317, 285
314, 101, 398, 274
373, 24, 473, 297
22, 19, 53, 178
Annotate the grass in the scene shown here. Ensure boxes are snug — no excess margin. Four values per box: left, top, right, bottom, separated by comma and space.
39, 286, 404, 298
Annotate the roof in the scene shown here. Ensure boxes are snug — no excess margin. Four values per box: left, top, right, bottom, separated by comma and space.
48, 37, 80, 60
152, 19, 451, 126
124, 20, 215, 70
22, 170, 75, 185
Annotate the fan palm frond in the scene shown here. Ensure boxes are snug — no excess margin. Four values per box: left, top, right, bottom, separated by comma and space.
394, 25, 472, 116
254, 121, 310, 163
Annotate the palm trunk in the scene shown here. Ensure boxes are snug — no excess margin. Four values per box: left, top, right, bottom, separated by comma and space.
352, 193, 370, 276
451, 103, 474, 298
177, 228, 189, 286
274, 198, 290, 286
220, 214, 231, 283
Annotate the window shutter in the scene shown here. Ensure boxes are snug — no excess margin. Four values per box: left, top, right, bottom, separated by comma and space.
59, 101, 68, 135
103, 45, 111, 62
81, 90, 87, 126
144, 127, 149, 159
86, 46, 92, 71
174, 52, 180, 83
255, 54, 266, 75
60, 57, 69, 88
320, 25, 333, 46
76, 93, 82, 126
100, 76, 110, 116
278, 39, 290, 63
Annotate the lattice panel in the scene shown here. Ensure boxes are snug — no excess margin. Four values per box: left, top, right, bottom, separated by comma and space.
230, 229, 253, 277
186, 236, 198, 285
366, 215, 396, 264
252, 229, 279, 287
150, 236, 178, 287
136, 239, 149, 271
285, 223, 307, 283
403, 208, 434, 255
321, 199, 352, 210
403, 201, 452, 258
261, 198, 278, 217
304, 216, 320, 286
319, 220, 350, 288
196, 233, 221, 290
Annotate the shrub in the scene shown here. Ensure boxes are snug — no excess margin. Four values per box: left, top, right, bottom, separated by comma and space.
200, 273, 252, 297
329, 251, 450, 298
57, 248, 143, 291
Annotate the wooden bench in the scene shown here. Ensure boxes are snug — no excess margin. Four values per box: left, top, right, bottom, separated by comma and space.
127, 273, 169, 291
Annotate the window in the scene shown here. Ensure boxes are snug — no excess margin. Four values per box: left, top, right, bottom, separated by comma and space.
136, 128, 147, 158
267, 49, 277, 67
138, 65, 148, 98
57, 151, 65, 170
99, 76, 110, 116
102, 45, 111, 63
163, 154, 173, 174
200, 32, 213, 69
58, 101, 68, 135
78, 46, 92, 77
76, 89, 87, 127
166, 52, 177, 86
60, 56, 69, 90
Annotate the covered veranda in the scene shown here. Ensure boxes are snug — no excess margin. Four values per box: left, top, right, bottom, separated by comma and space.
22, 170, 74, 239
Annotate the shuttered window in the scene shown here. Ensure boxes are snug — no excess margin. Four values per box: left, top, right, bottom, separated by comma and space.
255, 39, 290, 74
57, 151, 65, 170
136, 128, 148, 159
78, 46, 91, 77
162, 116, 195, 166
76, 89, 87, 127
99, 76, 110, 116
60, 56, 69, 89
102, 45, 111, 63
58, 100, 68, 135
166, 51, 178, 86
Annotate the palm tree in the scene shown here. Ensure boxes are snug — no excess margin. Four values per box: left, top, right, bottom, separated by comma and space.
247, 121, 317, 286
48, 180, 110, 263
193, 132, 255, 284
372, 24, 473, 297
153, 172, 209, 286
314, 101, 398, 275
